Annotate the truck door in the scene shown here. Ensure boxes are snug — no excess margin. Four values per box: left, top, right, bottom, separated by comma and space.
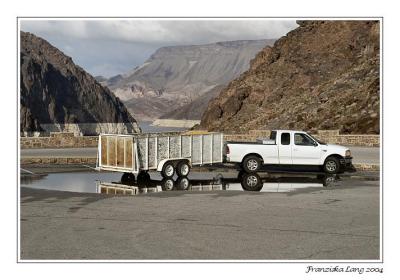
278, 132, 292, 164
292, 133, 322, 165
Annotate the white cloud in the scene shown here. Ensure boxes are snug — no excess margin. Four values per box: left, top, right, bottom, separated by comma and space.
20, 19, 298, 77
21, 19, 297, 44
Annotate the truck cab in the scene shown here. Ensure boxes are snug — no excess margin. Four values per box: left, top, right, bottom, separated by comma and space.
225, 130, 353, 174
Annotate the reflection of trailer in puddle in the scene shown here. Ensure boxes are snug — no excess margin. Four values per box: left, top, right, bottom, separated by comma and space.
96, 172, 338, 195
96, 182, 139, 195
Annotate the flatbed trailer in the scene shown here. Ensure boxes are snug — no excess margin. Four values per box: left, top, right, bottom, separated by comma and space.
96, 131, 224, 182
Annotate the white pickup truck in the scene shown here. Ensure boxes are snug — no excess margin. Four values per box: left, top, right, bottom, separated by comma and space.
225, 130, 354, 174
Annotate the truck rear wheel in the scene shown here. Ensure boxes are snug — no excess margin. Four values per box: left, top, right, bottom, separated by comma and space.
177, 161, 190, 177
242, 156, 262, 172
161, 162, 175, 178
241, 172, 262, 191
323, 157, 340, 174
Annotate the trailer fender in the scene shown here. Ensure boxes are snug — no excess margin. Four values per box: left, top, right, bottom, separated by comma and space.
157, 158, 191, 172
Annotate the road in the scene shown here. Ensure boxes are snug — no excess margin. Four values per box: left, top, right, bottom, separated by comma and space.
350, 146, 380, 164
20, 176, 379, 260
20, 146, 380, 164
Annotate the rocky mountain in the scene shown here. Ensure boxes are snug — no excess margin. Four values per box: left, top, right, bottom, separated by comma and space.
159, 85, 225, 120
200, 21, 380, 134
20, 31, 140, 135
94, 75, 107, 83
101, 74, 124, 88
106, 39, 275, 120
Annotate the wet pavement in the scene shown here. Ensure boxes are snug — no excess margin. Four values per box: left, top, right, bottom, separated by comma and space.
20, 169, 379, 195
20, 169, 380, 260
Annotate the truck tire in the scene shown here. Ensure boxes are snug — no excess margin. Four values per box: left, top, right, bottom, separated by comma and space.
242, 155, 262, 172
176, 161, 190, 177
323, 157, 340, 174
121, 172, 135, 185
161, 162, 175, 178
241, 172, 262, 191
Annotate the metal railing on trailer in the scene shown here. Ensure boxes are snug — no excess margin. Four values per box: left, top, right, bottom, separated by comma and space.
96, 132, 224, 178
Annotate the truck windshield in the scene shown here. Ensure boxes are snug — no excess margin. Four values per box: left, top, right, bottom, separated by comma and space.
309, 134, 326, 145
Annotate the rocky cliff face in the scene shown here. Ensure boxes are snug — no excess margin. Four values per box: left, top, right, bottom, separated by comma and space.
106, 39, 275, 120
159, 85, 226, 120
20, 31, 140, 135
200, 21, 380, 134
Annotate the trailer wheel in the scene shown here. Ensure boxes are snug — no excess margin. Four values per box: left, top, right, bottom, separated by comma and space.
137, 171, 150, 182
161, 162, 175, 178
161, 178, 175, 191
177, 161, 190, 177
176, 177, 190, 190
121, 172, 135, 185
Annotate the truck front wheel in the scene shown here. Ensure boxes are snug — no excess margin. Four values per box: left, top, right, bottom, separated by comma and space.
242, 156, 262, 172
323, 157, 340, 174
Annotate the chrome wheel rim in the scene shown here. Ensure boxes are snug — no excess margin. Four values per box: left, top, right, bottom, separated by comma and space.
180, 178, 189, 189
165, 179, 174, 190
326, 176, 335, 183
180, 164, 189, 176
247, 159, 258, 171
326, 161, 337, 172
246, 175, 259, 187
165, 165, 174, 177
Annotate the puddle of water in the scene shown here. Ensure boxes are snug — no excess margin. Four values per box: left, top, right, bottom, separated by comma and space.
21, 172, 121, 193
20, 170, 361, 195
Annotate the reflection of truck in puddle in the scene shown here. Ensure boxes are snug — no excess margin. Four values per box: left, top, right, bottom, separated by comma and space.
97, 172, 338, 195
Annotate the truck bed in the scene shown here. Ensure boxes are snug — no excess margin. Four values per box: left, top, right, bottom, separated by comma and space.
227, 141, 276, 145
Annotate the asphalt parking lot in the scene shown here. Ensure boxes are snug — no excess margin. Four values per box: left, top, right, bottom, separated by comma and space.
20, 171, 380, 260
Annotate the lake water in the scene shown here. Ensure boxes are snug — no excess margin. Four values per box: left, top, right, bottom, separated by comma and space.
138, 121, 187, 133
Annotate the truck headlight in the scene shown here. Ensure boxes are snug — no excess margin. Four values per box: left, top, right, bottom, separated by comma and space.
345, 150, 351, 157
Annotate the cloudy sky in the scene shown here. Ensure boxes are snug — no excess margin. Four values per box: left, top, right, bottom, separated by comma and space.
20, 19, 298, 78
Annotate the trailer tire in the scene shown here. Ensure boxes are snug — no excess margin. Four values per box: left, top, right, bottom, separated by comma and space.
176, 177, 190, 190
121, 173, 135, 185
176, 161, 190, 177
161, 162, 175, 178
242, 155, 262, 172
137, 171, 150, 182
161, 178, 175, 191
